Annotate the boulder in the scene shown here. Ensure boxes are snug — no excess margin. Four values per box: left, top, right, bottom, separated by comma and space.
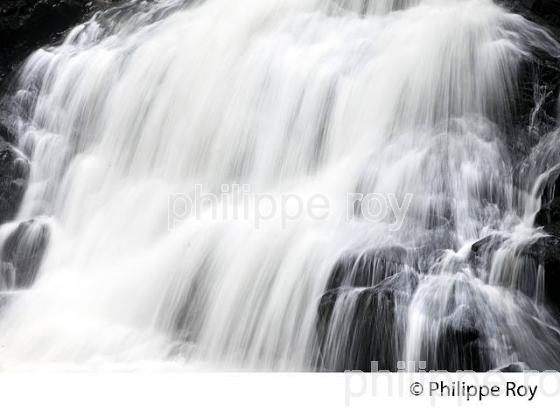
0, 121, 16, 144
529, 235, 560, 313
426, 305, 492, 372
316, 270, 418, 371
496, 362, 531, 372
470, 232, 560, 310
326, 246, 408, 290
1, 218, 50, 288
469, 234, 506, 277
535, 171, 560, 235
532, 170, 560, 312
0, 137, 29, 224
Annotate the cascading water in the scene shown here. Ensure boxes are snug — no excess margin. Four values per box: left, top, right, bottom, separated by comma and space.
1, 0, 560, 371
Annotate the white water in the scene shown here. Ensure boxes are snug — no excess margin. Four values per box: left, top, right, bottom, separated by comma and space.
1, 0, 560, 370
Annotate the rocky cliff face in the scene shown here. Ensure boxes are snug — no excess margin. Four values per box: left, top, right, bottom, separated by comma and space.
2, 1, 89, 85
509, 1, 560, 313
0, 1, 125, 86
503, 1, 560, 29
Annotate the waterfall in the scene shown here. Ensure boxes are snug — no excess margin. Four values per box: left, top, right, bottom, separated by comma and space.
1, 0, 560, 371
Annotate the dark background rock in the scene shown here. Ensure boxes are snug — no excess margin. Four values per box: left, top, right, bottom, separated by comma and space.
317, 286, 398, 371
533, 165, 560, 315
0, 1, 123, 87
497, 362, 531, 372
530, 235, 560, 313
326, 246, 408, 290
1, 219, 50, 288
535, 171, 560, 235
498, 1, 560, 162
316, 270, 418, 371
500, 1, 560, 31
0, 137, 29, 224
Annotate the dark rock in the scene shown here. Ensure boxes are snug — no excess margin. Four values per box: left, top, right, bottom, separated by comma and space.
508, 53, 560, 160
470, 233, 555, 302
410, 275, 496, 372
528, 235, 560, 312
531, 169, 560, 313
0, 1, 123, 87
500, 1, 560, 32
535, 171, 560, 235
471, 235, 503, 254
496, 362, 531, 372
0, 137, 29, 224
326, 246, 408, 291
469, 234, 507, 278
535, 203, 560, 236
498, 2, 560, 162
0, 121, 16, 144
1, 219, 50, 288
505, 292, 560, 370
316, 270, 418, 371
0, 261, 16, 289
426, 305, 492, 372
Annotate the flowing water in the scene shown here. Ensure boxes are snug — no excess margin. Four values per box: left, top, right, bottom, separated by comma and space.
1, 0, 560, 371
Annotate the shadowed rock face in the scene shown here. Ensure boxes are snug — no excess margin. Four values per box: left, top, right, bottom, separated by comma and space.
0, 1, 124, 224
534, 173, 560, 314
316, 270, 419, 371
501, 5, 560, 316
1, 219, 50, 288
0, 138, 29, 224
1, 0, 88, 86
495, 1, 560, 163
501, 1, 560, 27
0, 1, 123, 86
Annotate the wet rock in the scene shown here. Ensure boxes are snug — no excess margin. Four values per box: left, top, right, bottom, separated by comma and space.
0, 260, 16, 289
536, 205, 560, 236
531, 170, 560, 312
0, 1, 123, 86
508, 52, 560, 165
529, 235, 560, 312
471, 235, 503, 255
535, 172, 560, 235
0, 137, 29, 224
501, 1, 560, 29
316, 270, 418, 371
471, 232, 559, 304
498, 2, 560, 161
496, 362, 531, 372
0, 121, 16, 144
1, 219, 50, 287
516, 45, 560, 128
429, 306, 492, 372
505, 292, 560, 370
469, 234, 507, 279
326, 246, 408, 290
